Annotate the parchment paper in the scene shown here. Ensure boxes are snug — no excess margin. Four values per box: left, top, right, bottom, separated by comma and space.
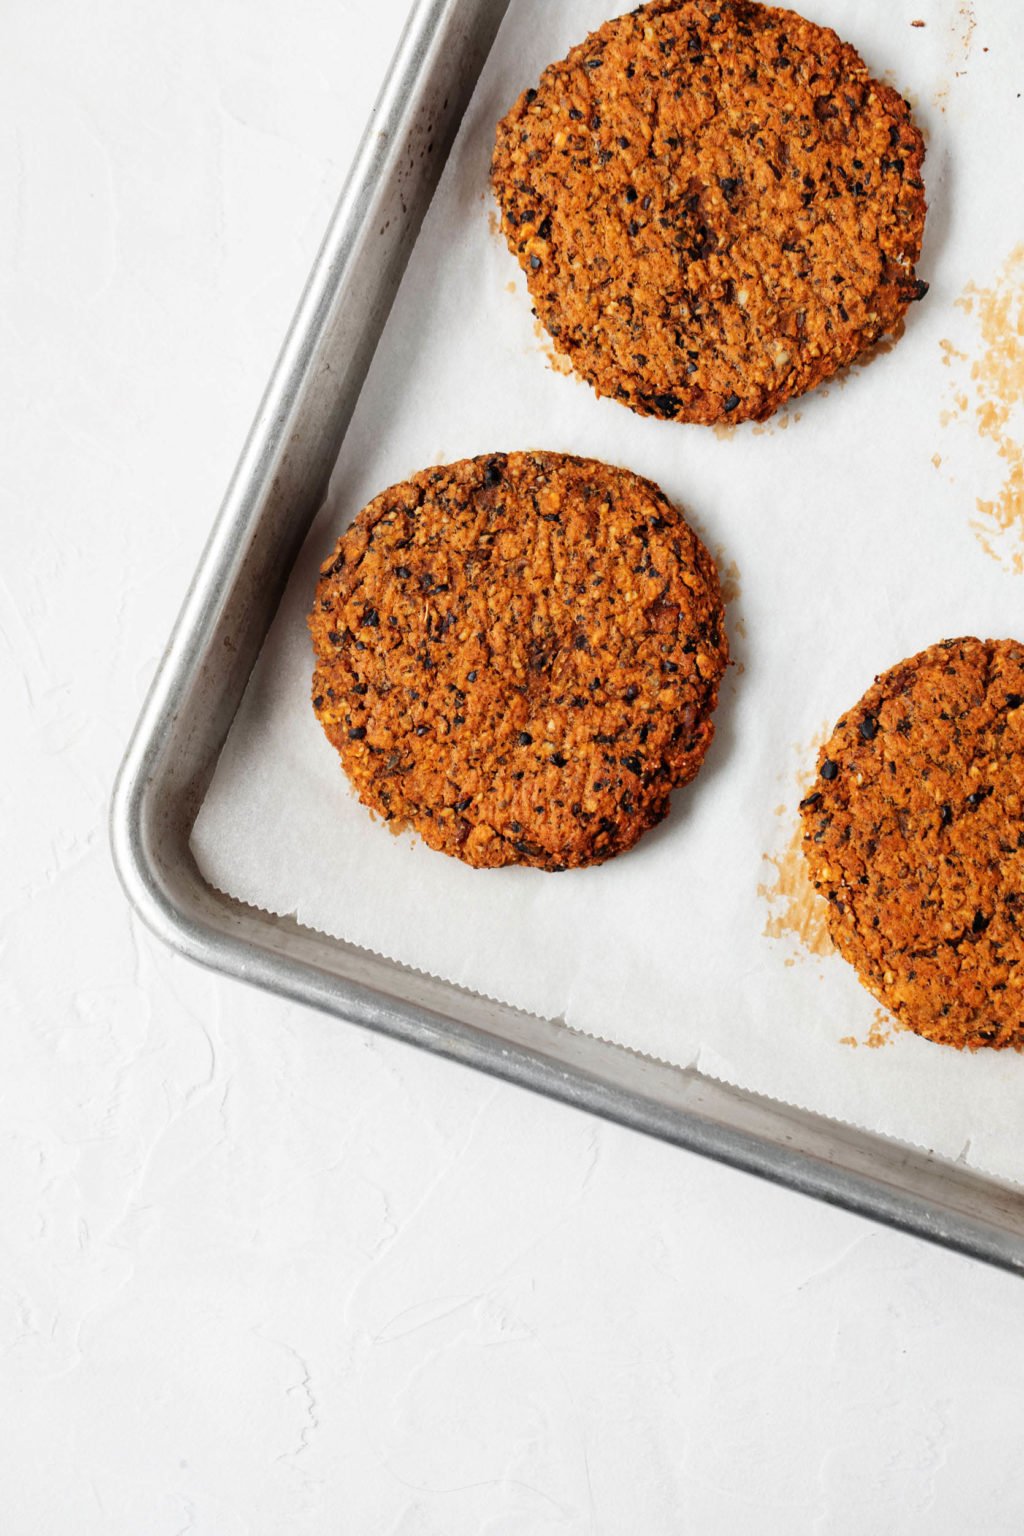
193, 0, 1024, 1183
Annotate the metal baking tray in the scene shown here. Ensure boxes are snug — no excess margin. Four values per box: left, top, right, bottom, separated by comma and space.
110, 0, 1024, 1274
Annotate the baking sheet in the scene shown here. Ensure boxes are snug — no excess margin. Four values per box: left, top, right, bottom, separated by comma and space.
193, 0, 1024, 1183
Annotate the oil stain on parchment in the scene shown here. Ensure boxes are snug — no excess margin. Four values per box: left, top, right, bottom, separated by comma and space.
531, 318, 573, 376
714, 548, 745, 661
939, 244, 1024, 574
759, 729, 833, 965
931, 1, 978, 111
840, 1009, 902, 1050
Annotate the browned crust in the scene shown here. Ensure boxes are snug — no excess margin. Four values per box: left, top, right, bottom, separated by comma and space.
491, 0, 927, 425
800, 638, 1024, 1049
309, 452, 728, 869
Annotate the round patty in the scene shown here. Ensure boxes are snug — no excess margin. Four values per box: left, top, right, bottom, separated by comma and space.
800, 638, 1024, 1050
491, 0, 927, 425
309, 452, 728, 870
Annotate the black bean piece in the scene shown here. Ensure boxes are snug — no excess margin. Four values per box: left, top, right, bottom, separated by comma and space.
820, 759, 839, 781
348, 726, 366, 740
550, 752, 567, 768
518, 731, 533, 746
723, 392, 740, 413
859, 714, 878, 741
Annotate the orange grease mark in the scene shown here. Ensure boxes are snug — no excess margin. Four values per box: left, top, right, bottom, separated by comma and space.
866, 1009, 897, 1048
486, 209, 500, 238
752, 406, 801, 438
531, 318, 573, 376
956, 2, 977, 57
943, 245, 1024, 574
717, 557, 741, 606
759, 728, 833, 960
839, 1009, 900, 1048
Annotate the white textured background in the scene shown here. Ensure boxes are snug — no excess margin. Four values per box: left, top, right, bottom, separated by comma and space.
5, 2, 1024, 1532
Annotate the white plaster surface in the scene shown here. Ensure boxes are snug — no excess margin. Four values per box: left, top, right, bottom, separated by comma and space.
4, 3, 1024, 1531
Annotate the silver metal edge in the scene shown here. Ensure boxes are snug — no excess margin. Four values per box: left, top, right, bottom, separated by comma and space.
109, 0, 1024, 1276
